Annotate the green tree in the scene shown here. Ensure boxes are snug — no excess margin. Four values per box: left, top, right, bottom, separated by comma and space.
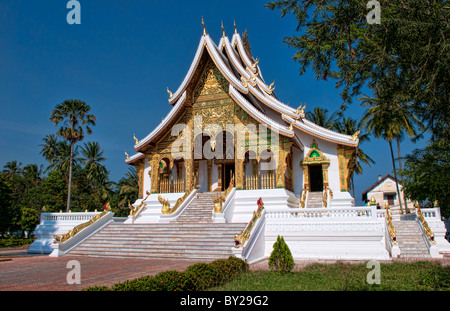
39, 134, 60, 164
266, 0, 449, 140
360, 82, 420, 212
113, 167, 139, 217
50, 99, 96, 211
268, 235, 295, 273
2, 161, 22, 180
26, 170, 67, 213
0, 174, 13, 236
79, 141, 108, 183
305, 107, 338, 129
398, 140, 450, 218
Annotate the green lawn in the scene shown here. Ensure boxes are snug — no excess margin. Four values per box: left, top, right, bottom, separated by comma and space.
210, 261, 450, 291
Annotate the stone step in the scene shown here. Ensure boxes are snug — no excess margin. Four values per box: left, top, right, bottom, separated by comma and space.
391, 220, 431, 258
67, 192, 247, 260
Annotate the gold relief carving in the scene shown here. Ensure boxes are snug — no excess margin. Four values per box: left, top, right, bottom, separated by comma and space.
193, 60, 229, 99
235, 159, 244, 190
337, 144, 355, 192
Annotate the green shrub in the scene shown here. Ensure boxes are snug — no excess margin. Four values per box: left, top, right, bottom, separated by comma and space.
268, 235, 295, 273
112, 276, 156, 291
152, 270, 194, 291
84, 285, 112, 291
83, 256, 248, 291
0, 237, 34, 248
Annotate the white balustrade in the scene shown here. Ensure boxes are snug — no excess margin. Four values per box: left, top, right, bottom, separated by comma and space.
266, 206, 377, 220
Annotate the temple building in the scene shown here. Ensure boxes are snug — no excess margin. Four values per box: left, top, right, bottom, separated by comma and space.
125, 22, 360, 211
29, 21, 448, 261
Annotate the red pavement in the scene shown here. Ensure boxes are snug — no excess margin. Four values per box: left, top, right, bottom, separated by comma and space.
0, 251, 207, 291
1, 248, 449, 291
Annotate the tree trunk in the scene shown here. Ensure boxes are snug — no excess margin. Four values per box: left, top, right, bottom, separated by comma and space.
396, 136, 403, 171
396, 135, 409, 212
389, 140, 403, 214
66, 142, 74, 212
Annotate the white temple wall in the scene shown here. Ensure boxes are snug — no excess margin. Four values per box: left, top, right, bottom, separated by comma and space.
198, 160, 208, 192
144, 161, 151, 194
292, 146, 304, 197
212, 160, 218, 191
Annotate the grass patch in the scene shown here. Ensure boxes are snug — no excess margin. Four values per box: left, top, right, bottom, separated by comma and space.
209, 261, 450, 291
0, 237, 34, 249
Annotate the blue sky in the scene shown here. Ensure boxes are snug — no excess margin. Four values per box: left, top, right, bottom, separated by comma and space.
0, 1, 428, 204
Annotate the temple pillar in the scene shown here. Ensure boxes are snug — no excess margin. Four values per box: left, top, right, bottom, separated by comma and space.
276, 140, 293, 188
150, 154, 159, 194
207, 160, 212, 192
337, 145, 355, 192
235, 158, 244, 190
185, 158, 194, 191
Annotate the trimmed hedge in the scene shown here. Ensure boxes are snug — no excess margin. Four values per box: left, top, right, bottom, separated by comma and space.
84, 256, 248, 291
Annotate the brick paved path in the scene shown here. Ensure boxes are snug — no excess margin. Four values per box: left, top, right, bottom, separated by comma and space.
0, 252, 206, 291
1, 248, 449, 291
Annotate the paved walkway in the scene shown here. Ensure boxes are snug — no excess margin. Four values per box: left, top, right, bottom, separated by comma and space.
0, 250, 207, 291
1, 248, 449, 291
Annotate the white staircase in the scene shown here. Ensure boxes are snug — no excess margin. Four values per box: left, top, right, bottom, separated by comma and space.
307, 191, 323, 208
67, 192, 246, 260
393, 218, 430, 258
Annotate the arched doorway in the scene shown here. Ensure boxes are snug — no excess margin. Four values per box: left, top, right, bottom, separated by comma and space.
300, 140, 330, 192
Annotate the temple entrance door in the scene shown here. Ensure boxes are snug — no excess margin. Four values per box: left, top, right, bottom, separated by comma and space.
309, 165, 323, 192
223, 163, 235, 190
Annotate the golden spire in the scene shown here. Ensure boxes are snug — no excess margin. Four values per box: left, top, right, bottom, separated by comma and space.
133, 133, 139, 145
167, 87, 173, 98
289, 120, 295, 131
252, 58, 259, 68
125, 150, 129, 160
352, 130, 360, 141
221, 20, 225, 38
268, 81, 275, 91
234, 20, 237, 34
202, 16, 206, 36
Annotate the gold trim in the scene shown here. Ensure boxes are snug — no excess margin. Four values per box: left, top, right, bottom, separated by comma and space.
234, 198, 264, 248
54, 203, 112, 243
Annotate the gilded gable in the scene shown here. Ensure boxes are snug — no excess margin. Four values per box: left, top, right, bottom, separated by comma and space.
193, 59, 229, 99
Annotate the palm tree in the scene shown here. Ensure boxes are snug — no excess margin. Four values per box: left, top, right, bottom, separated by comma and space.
333, 117, 375, 198
2, 161, 22, 180
22, 164, 44, 181
118, 167, 139, 207
39, 134, 60, 164
360, 84, 420, 213
79, 141, 108, 183
305, 107, 339, 129
45, 141, 79, 174
50, 99, 96, 211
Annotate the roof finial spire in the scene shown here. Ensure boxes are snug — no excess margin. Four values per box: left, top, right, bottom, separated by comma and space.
221, 20, 225, 38
202, 16, 206, 36
234, 19, 237, 34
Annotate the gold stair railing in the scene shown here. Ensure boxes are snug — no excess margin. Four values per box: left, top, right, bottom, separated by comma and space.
159, 173, 198, 215
234, 198, 264, 248
299, 188, 308, 208
415, 201, 435, 243
384, 202, 397, 244
53, 203, 112, 243
322, 186, 333, 208
129, 191, 151, 217
213, 175, 235, 213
